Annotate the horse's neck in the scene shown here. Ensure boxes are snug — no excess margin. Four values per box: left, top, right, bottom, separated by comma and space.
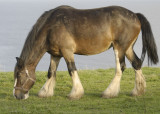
20, 38, 46, 69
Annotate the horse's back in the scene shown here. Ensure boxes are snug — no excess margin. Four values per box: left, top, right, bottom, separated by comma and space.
45, 6, 141, 55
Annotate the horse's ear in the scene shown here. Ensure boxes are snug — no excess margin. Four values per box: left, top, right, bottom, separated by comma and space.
16, 57, 24, 69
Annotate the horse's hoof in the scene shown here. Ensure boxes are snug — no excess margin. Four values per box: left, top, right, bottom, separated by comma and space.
102, 94, 114, 99
38, 89, 53, 98
131, 91, 145, 96
67, 93, 84, 100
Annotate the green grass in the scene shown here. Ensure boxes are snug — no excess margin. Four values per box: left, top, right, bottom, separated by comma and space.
0, 67, 160, 114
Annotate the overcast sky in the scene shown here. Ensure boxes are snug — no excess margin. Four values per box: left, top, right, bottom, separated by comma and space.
0, 0, 159, 1
0, 0, 159, 3
0, 0, 159, 71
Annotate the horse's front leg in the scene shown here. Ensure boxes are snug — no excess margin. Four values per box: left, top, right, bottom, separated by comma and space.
102, 49, 123, 98
62, 49, 84, 100
38, 55, 61, 97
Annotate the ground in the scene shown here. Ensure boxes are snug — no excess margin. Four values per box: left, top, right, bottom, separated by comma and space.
0, 67, 160, 114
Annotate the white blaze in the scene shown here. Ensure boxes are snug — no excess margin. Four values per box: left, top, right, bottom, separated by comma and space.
13, 78, 17, 97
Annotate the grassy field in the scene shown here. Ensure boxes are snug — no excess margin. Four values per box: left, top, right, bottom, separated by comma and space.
0, 67, 160, 114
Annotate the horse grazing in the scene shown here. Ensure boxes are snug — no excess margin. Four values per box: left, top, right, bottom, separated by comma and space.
13, 5, 158, 100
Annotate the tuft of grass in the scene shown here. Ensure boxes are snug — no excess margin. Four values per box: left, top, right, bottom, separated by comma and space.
0, 67, 160, 114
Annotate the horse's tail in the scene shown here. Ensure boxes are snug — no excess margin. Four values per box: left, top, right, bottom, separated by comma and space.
136, 13, 159, 65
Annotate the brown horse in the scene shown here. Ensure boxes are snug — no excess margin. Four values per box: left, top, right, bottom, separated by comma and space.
13, 5, 158, 100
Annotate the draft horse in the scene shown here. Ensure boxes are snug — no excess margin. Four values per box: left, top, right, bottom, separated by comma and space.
13, 6, 158, 100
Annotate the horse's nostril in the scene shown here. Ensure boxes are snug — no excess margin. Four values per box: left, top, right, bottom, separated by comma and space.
21, 95, 24, 99
15, 93, 24, 100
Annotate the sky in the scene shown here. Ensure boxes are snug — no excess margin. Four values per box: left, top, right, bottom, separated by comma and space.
0, 0, 159, 71
0, 0, 159, 4
0, 0, 159, 1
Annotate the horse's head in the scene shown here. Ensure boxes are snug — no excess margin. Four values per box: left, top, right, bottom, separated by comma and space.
13, 57, 36, 100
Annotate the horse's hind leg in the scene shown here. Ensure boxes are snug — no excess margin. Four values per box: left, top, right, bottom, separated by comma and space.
38, 55, 61, 98
62, 49, 84, 100
102, 49, 124, 98
126, 47, 146, 96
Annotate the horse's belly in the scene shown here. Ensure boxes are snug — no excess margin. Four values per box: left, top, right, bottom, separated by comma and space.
75, 40, 112, 55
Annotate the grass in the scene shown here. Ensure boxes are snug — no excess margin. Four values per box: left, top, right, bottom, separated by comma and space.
0, 67, 160, 114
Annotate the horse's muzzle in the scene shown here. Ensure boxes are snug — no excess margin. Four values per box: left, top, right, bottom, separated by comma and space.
13, 89, 29, 100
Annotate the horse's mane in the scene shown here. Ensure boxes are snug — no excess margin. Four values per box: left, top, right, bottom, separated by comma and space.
19, 5, 75, 67
20, 6, 74, 65
19, 10, 53, 65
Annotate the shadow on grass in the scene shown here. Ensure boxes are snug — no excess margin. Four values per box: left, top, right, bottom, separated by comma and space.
31, 92, 38, 97
85, 92, 102, 98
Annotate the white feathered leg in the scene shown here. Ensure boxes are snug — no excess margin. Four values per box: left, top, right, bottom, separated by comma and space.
38, 56, 60, 98
131, 69, 146, 96
38, 76, 56, 97
102, 50, 122, 98
68, 71, 84, 99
